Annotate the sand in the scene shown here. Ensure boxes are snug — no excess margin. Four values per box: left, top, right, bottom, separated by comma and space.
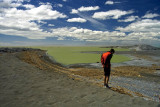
0, 50, 159, 107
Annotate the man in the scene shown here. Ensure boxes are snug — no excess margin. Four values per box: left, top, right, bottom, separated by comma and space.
101, 49, 115, 88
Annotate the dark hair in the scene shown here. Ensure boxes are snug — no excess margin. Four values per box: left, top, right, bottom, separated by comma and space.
110, 49, 115, 53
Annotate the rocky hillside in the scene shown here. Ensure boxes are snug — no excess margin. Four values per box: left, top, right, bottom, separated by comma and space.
0, 47, 42, 53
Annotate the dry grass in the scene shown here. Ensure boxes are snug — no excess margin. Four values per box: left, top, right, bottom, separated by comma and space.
70, 68, 103, 79
70, 65, 159, 79
110, 86, 134, 97
17, 51, 69, 72
112, 65, 159, 77
110, 86, 147, 98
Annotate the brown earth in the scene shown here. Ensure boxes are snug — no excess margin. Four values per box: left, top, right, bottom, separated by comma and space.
0, 50, 159, 106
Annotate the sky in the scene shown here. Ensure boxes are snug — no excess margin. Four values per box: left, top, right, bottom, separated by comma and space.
0, 0, 160, 46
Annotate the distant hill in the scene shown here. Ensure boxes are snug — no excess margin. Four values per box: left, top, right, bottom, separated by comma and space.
130, 44, 160, 51
101, 44, 160, 51
139, 45, 160, 50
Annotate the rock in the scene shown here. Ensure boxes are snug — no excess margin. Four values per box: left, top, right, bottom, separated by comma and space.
0, 47, 42, 53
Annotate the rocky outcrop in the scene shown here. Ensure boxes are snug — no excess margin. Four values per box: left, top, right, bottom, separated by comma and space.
138, 44, 160, 50
0, 47, 42, 53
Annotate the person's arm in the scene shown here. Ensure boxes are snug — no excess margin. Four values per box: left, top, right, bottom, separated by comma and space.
101, 54, 104, 67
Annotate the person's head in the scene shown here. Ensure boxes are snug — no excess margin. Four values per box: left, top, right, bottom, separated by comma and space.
110, 49, 115, 54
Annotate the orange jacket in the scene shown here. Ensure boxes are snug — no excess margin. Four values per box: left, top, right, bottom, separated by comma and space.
101, 51, 112, 68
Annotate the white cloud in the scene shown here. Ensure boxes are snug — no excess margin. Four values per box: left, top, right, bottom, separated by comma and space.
51, 27, 126, 41
142, 13, 160, 18
119, 32, 160, 45
1, 3, 67, 21
76, 13, 106, 30
78, 6, 99, 12
105, 1, 120, 5
0, 0, 31, 8
63, 0, 67, 2
48, 24, 55, 26
116, 19, 160, 42
67, 18, 87, 23
0, 1, 67, 39
70, 9, 79, 14
54, 4, 63, 7
0, 28, 51, 39
118, 16, 139, 22
57, 37, 65, 40
0, 17, 41, 31
105, 1, 114, 5
0, 0, 22, 8
116, 19, 160, 32
92, 9, 134, 20
70, 6, 99, 14
38, 20, 47, 24
23, 4, 35, 9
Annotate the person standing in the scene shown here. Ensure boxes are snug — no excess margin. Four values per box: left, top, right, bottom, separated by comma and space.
101, 49, 115, 88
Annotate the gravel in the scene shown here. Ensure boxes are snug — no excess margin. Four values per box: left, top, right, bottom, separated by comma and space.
110, 76, 160, 102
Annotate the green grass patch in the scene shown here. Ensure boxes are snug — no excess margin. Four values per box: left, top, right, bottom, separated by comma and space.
33, 46, 130, 65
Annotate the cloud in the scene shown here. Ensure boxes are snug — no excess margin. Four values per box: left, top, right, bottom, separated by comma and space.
70, 9, 79, 14
142, 13, 160, 18
70, 6, 99, 14
1, 3, 67, 20
48, 24, 55, 26
67, 18, 87, 23
0, 0, 25, 8
23, 4, 35, 9
0, 28, 51, 39
38, 20, 47, 24
75, 13, 107, 30
0, 0, 67, 39
78, 6, 99, 12
92, 9, 134, 20
116, 19, 160, 32
0, 1, 67, 36
51, 27, 126, 41
116, 19, 160, 42
105, 1, 114, 5
105, 1, 121, 5
53, 4, 63, 7
118, 16, 139, 22
126, 32, 160, 41
0, 23, 126, 40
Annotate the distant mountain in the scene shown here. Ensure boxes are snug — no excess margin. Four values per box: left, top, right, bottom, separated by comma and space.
131, 44, 160, 51
101, 44, 160, 51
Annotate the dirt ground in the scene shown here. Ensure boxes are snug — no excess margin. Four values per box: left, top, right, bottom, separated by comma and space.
0, 50, 159, 106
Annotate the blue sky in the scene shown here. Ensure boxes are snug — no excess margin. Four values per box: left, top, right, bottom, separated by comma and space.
0, 0, 160, 46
